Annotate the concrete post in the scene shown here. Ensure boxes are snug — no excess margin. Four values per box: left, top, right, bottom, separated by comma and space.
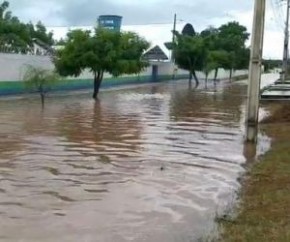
245, 0, 266, 142
171, 14, 177, 62
282, 0, 290, 82
171, 14, 177, 79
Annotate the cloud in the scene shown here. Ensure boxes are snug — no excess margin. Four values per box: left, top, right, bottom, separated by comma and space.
7, 0, 252, 26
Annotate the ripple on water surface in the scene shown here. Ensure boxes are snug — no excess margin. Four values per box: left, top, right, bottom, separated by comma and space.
0, 80, 270, 241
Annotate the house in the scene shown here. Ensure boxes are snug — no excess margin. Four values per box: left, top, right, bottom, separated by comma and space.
142, 45, 169, 61
32, 38, 54, 56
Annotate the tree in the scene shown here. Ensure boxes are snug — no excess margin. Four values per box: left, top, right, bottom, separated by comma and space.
199, 23, 250, 81
217, 21, 250, 80
31, 21, 54, 46
54, 28, 149, 99
203, 50, 226, 83
173, 30, 207, 86
211, 50, 230, 79
0, 1, 32, 53
174, 21, 250, 86
0, 1, 9, 20
263, 59, 282, 72
23, 65, 60, 107
235, 47, 250, 70
0, 1, 54, 53
201, 26, 222, 81
200, 26, 219, 39
181, 23, 196, 36
55, 38, 66, 45
218, 22, 249, 50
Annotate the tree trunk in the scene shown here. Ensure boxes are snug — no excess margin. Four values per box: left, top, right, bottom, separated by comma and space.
189, 71, 192, 80
188, 72, 192, 89
214, 68, 219, 81
38, 85, 45, 108
40, 93, 45, 108
229, 69, 233, 81
205, 72, 208, 89
192, 70, 199, 87
93, 71, 102, 99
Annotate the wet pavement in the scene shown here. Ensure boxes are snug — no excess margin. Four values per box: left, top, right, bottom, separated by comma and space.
0, 75, 275, 242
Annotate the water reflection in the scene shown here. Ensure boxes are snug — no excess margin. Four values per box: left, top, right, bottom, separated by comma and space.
57, 100, 142, 157
243, 142, 257, 163
0, 79, 269, 242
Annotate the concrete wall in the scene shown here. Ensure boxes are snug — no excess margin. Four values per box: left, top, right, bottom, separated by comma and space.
0, 53, 178, 82
196, 69, 248, 80
0, 53, 248, 82
0, 53, 54, 82
0, 53, 248, 96
0, 54, 186, 95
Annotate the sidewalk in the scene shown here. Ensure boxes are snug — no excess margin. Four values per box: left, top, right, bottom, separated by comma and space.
260, 73, 279, 89
261, 73, 290, 100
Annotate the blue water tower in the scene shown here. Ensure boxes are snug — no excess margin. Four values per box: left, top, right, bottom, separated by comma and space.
97, 15, 123, 32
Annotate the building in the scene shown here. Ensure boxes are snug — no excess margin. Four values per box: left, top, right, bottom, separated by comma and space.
32, 38, 54, 56
142, 45, 169, 62
97, 15, 123, 31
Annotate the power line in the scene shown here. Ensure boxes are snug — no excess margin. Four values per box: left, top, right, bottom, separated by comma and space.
276, 0, 287, 24
270, 0, 286, 31
46, 21, 185, 29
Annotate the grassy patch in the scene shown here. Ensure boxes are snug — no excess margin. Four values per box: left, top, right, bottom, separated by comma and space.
219, 103, 290, 242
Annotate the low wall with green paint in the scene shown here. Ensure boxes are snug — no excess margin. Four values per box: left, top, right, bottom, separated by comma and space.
0, 74, 189, 96
0, 53, 249, 96
0, 81, 24, 95
0, 53, 190, 96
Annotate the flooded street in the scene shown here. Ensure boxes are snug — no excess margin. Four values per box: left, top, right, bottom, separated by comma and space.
0, 76, 274, 242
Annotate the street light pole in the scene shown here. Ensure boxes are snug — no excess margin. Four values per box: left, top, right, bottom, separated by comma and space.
245, 0, 266, 142
282, 0, 290, 82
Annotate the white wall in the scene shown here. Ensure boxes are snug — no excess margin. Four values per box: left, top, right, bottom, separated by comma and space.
196, 69, 248, 80
148, 62, 248, 80
0, 54, 176, 82
0, 53, 159, 82
0, 53, 248, 82
0, 53, 53, 82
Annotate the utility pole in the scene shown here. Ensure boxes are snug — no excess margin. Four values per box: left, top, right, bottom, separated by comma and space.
171, 13, 177, 62
171, 13, 177, 79
282, 0, 290, 82
245, 0, 266, 142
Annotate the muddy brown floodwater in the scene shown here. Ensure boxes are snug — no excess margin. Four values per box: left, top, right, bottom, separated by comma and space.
0, 79, 271, 242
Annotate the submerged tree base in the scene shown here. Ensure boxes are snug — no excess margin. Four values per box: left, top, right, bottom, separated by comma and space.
219, 103, 290, 242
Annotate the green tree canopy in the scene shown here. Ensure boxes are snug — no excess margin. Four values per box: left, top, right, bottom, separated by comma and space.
200, 26, 222, 80
263, 59, 282, 72
0, 0, 54, 53
173, 32, 206, 85
182, 23, 196, 37
218, 21, 249, 51
27, 21, 54, 46
54, 28, 150, 99
217, 21, 250, 77
174, 21, 250, 84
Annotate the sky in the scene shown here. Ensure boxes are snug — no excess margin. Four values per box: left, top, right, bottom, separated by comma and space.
6, 0, 288, 59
